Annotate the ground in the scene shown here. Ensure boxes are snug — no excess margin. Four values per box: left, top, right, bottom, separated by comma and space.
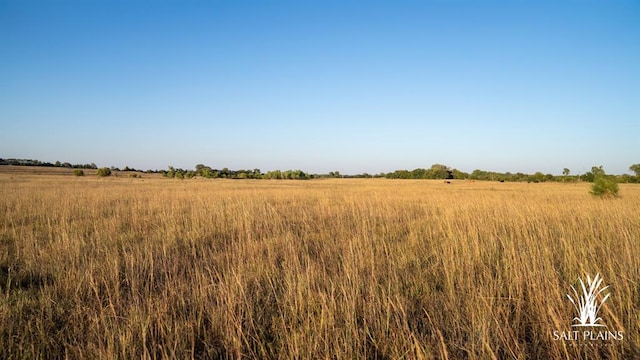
1, 167, 639, 359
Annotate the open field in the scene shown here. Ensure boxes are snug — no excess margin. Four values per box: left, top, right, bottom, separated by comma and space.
1, 172, 639, 359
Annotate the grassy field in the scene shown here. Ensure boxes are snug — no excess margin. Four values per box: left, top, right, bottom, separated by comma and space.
1, 171, 639, 359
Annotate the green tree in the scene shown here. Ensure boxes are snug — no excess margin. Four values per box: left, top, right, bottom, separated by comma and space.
194, 164, 213, 177
266, 170, 283, 179
630, 164, 640, 177
619, 174, 637, 183
581, 166, 605, 183
591, 166, 605, 178
73, 169, 84, 176
588, 166, 618, 197
470, 169, 486, 180
591, 176, 619, 198
96, 167, 111, 177
451, 169, 469, 179
532, 172, 545, 183
581, 171, 594, 182
411, 168, 427, 179
563, 168, 570, 176
428, 164, 453, 179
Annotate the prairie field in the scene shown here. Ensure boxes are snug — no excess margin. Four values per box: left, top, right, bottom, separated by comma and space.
0, 172, 639, 359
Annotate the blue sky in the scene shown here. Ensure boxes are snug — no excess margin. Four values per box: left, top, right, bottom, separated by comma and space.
1, 0, 638, 175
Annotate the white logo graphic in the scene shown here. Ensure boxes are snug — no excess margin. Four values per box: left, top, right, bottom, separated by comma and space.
566, 273, 610, 327
552, 273, 623, 343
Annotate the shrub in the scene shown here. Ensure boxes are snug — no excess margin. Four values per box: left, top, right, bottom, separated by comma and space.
590, 177, 618, 198
73, 169, 84, 177
96, 167, 112, 177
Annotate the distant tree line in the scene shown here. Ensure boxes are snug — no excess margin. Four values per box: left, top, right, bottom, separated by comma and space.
383, 164, 640, 184
3, 158, 639, 183
0, 158, 98, 169
0, 158, 160, 173
385, 164, 455, 179
162, 165, 311, 180
160, 163, 639, 183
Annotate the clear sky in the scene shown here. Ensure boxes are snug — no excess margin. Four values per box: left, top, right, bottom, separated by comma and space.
1, 0, 638, 175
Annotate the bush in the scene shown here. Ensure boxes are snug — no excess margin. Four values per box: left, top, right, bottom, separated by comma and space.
590, 177, 618, 198
73, 169, 84, 177
96, 167, 112, 177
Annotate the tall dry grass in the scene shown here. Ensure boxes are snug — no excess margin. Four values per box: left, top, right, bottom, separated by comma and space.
0, 174, 638, 359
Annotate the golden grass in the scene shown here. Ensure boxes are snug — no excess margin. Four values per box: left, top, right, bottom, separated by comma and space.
1, 174, 639, 359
